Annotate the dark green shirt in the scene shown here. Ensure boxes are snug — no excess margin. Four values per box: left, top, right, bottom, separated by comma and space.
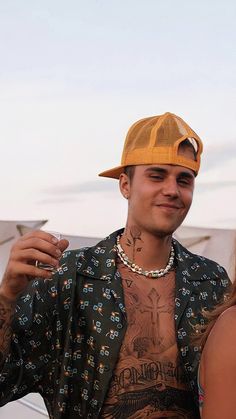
0, 229, 230, 418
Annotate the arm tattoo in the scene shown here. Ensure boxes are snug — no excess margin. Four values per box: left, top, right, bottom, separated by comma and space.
0, 295, 15, 366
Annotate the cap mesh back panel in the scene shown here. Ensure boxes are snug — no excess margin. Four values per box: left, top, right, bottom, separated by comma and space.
155, 118, 183, 146
173, 116, 189, 136
126, 117, 160, 151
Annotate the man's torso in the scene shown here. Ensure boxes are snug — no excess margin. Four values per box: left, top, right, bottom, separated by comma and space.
101, 260, 196, 418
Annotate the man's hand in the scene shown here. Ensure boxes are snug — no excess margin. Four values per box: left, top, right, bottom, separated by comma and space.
0, 230, 69, 301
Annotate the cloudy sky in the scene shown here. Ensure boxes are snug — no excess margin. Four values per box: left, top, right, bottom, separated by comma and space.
0, 0, 236, 237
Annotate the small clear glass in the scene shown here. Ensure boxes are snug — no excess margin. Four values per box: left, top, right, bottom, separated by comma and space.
36, 231, 61, 272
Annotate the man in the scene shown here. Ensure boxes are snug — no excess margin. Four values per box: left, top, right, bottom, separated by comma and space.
0, 112, 230, 418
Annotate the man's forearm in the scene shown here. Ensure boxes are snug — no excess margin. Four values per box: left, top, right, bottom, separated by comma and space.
0, 294, 15, 367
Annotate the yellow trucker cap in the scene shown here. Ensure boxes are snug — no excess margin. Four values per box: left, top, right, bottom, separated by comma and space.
99, 112, 203, 179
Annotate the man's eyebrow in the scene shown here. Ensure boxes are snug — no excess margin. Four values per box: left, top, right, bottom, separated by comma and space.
144, 167, 195, 179
178, 171, 195, 180
145, 167, 168, 175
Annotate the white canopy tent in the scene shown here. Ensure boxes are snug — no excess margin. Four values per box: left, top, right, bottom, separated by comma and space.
174, 225, 236, 282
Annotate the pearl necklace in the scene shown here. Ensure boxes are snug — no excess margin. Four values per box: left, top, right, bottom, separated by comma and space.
116, 234, 175, 278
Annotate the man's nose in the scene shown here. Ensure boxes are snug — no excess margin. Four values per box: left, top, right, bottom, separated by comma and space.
162, 178, 180, 197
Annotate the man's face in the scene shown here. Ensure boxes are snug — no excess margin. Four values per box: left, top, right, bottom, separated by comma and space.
120, 161, 195, 238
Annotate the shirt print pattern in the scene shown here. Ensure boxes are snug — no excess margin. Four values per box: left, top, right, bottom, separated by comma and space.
0, 229, 230, 418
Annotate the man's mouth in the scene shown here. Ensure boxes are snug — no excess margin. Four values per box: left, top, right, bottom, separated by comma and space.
156, 203, 183, 210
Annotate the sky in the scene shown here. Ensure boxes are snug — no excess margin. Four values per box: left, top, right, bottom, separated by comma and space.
0, 0, 236, 237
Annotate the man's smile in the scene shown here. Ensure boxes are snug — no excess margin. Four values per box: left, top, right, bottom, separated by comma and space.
155, 202, 184, 210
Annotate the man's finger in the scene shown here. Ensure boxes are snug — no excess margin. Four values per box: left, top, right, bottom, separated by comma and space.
6, 261, 53, 280
57, 239, 69, 252
14, 249, 59, 268
13, 238, 62, 259
20, 230, 59, 245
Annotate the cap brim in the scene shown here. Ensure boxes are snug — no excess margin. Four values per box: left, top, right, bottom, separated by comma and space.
98, 165, 125, 179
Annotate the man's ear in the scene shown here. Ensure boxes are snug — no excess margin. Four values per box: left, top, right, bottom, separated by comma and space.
119, 173, 130, 199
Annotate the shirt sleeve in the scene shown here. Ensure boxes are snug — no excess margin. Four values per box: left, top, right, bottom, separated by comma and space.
0, 250, 76, 406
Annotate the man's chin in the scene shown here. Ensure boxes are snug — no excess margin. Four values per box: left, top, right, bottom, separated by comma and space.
151, 221, 184, 238
151, 227, 175, 238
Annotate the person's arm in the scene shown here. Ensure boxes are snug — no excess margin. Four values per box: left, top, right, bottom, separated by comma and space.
0, 294, 15, 366
0, 230, 68, 368
201, 307, 236, 419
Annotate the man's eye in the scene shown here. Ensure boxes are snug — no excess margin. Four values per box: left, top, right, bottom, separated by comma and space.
178, 178, 190, 185
150, 175, 163, 180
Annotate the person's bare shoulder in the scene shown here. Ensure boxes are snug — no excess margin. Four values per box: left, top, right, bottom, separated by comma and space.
201, 306, 236, 418
204, 305, 236, 361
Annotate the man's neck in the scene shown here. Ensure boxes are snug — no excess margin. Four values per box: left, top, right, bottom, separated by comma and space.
120, 226, 173, 271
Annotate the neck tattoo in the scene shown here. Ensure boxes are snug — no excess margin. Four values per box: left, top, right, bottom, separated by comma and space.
116, 234, 175, 278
